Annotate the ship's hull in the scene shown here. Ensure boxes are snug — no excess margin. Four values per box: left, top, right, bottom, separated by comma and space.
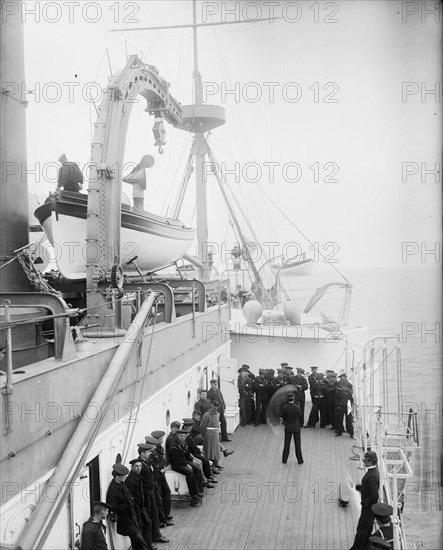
34, 192, 195, 280
0, 305, 232, 549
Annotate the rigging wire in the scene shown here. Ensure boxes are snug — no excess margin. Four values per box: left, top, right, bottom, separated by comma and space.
209, 26, 267, 237
253, 184, 352, 286
121, 302, 159, 463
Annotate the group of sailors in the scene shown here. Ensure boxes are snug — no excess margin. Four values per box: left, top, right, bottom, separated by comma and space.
81, 382, 234, 550
237, 362, 355, 438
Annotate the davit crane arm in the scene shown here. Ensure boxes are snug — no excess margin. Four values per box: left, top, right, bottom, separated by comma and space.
84, 55, 183, 327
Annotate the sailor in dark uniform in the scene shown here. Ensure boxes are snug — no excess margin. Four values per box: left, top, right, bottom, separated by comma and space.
238, 366, 253, 426
145, 436, 173, 528
106, 464, 150, 550
125, 458, 157, 550
137, 443, 169, 544
240, 364, 256, 422
253, 369, 270, 425
282, 364, 294, 384
335, 372, 354, 437
272, 368, 288, 391
308, 366, 319, 397
80, 501, 111, 550
57, 153, 83, 192
369, 502, 394, 550
150, 431, 173, 524
324, 370, 338, 429
266, 369, 276, 400
168, 430, 203, 507
290, 367, 308, 427
194, 389, 211, 416
349, 451, 380, 550
305, 372, 327, 428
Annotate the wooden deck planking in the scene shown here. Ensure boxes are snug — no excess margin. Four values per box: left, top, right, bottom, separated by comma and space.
166, 413, 362, 550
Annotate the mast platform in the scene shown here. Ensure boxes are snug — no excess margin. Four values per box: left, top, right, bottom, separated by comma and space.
175, 104, 226, 133
166, 421, 362, 549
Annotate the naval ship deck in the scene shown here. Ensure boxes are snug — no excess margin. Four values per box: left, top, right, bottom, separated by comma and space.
167, 421, 361, 550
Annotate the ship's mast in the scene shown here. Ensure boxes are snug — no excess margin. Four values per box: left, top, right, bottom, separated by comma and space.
114, 0, 279, 285
192, 1, 211, 281
0, 0, 32, 292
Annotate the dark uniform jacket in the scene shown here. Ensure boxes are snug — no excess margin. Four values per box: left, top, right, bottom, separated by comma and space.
149, 445, 166, 478
80, 518, 108, 550
272, 376, 288, 390
312, 379, 326, 396
185, 434, 203, 457
57, 161, 83, 192
370, 523, 394, 549
335, 380, 353, 410
148, 448, 164, 481
207, 387, 226, 413
290, 374, 308, 394
324, 377, 337, 395
253, 377, 270, 396
357, 466, 380, 508
308, 372, 317, 390
168, 440, 190, 469
125, 470, 151, 529
238, 377, 253, 398
165, 432, 178, 452
281, 402, 302, 432
139, 459, 156, 495
106, 479, 140, 536
194, 398, 211, 415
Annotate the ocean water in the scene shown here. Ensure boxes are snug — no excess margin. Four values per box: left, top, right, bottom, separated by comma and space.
286, 264, 441, 514
345, 265, 442, 513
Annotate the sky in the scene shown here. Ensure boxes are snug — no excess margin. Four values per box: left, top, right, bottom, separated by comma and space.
15, 0, 442, 269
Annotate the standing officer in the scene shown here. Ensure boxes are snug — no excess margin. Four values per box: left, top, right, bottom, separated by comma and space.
349, 451, 380, 550
290, 367, 308, 427
280, 394, 304, 465
253, 369, 270, 425
238, 366, 253, 426
207, 378, 231, 441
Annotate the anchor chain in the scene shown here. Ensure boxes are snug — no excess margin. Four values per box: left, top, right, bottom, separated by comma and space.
17, 249, 61, 297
